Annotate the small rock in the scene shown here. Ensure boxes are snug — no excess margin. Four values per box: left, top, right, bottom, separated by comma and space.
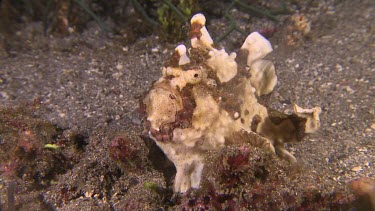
116, 64, 123, 70
351, 166, 363, 172
335, 64, 343, 72
0, 91, 9, 100
344, 86, 355, 94
85, 191, 94, 198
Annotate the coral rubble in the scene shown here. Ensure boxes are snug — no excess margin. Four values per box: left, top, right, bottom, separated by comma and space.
142, 13, 321, 192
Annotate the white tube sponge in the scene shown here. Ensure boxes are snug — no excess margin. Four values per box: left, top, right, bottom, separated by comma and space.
176, 44, 190, 66
207, 49, 238, 83
241, 32, 273, 66
190, 13, 214, 50
250, 60, 277, 96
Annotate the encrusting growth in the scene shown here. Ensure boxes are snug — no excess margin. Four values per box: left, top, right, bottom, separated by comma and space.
142, 13, 321, 193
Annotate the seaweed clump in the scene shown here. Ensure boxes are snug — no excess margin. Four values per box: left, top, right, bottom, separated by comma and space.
0, 101, 81, 192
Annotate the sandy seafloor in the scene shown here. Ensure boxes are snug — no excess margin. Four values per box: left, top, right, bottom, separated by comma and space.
0, 0, 374, 210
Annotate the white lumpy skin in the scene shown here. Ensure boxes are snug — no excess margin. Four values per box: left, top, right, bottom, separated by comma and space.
207, 49, 237, 83
144, 88, 181, 130
241, 32, 273, 66
250, 59, 277, 96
